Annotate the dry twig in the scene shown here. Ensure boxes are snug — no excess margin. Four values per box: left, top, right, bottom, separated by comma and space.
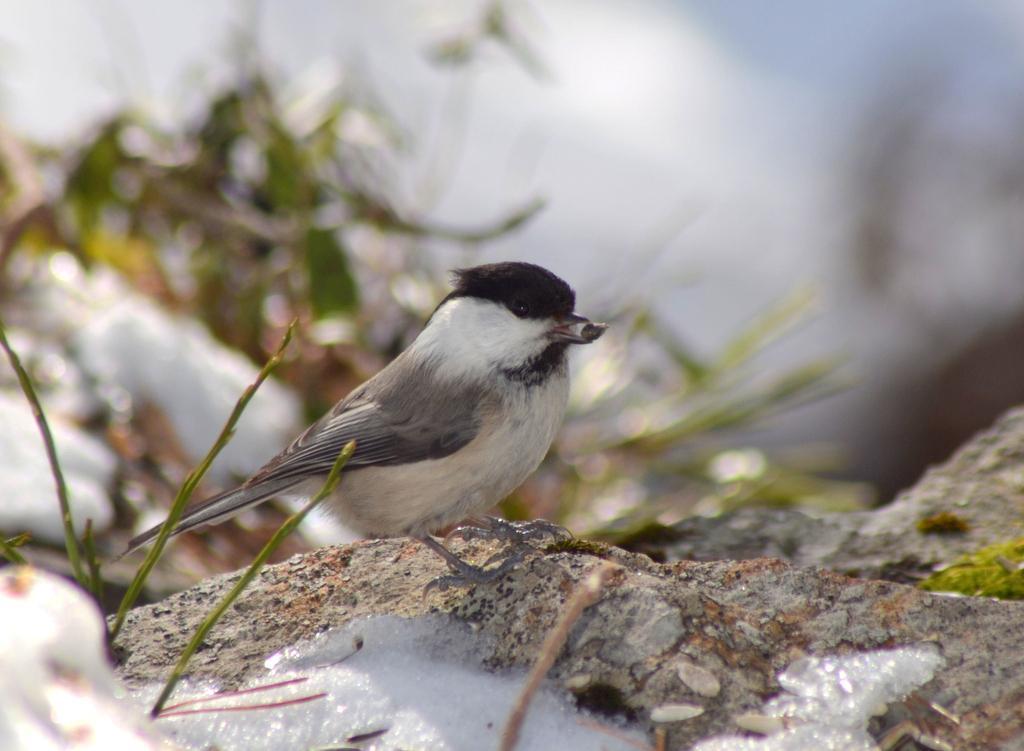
500, 560, 619, 751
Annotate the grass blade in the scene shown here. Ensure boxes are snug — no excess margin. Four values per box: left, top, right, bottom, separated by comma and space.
0, 535, 28, 565
82, 519, 105, 602
713, 285, 820, 374
150, 439, 356, 717
0, 318, 88, 588
109, 320, 297, 641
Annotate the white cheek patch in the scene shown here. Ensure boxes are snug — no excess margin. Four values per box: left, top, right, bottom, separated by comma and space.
411, 298, 549, 381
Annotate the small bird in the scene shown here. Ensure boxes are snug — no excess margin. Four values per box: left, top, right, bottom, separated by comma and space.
126, 261, 606, 585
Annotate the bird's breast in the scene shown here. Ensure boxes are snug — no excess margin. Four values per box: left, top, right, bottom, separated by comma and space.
327, 372, 570, 538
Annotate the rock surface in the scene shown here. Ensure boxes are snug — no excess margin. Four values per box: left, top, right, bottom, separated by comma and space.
114, 537, 1024, 750
656, 405, 1024, 581
113, 407, 1024, 750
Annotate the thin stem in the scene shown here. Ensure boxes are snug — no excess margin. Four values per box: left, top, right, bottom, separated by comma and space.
82, 519, 105, 602
109, 320, 297, 641
150, 439, 355, 717
160, 677, 311, 712
0, 318, 88, 588
157, 692, 327, 718
0, 536, 28, 565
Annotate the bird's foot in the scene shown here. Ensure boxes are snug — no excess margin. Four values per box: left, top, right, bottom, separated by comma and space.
418, 536, 528, 593
446, 516, 572, 546
424, 550, 527, 594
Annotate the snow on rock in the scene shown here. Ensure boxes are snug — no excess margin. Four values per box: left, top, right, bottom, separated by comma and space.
0, 390, 116, 542
693, 646, 944, 751
0, 567, 170, 750
72, 291, 301, 485
11, 256, 341, 545
131, 615, 645, 751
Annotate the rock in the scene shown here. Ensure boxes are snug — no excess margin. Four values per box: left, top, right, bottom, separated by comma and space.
113, 407, 1024, 749
656, 405, 1024, 581
113, 536, 1024, 750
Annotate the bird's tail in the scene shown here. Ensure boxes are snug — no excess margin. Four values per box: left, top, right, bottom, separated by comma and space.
122, 477, 303, 557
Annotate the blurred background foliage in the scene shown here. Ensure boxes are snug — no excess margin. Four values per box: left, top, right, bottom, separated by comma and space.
0, 4, 875, 600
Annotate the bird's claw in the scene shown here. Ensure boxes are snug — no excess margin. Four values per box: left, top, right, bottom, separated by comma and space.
420, 519, 565, 594
423, 547, 528, 594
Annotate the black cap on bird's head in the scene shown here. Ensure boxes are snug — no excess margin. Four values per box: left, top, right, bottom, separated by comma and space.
449, 262, 576, 321
427, 261, 607, 346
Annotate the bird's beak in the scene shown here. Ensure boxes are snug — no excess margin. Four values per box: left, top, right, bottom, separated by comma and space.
549, 312, 608, 344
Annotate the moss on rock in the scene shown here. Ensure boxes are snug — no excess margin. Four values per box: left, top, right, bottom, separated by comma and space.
919, 538, 1024, 599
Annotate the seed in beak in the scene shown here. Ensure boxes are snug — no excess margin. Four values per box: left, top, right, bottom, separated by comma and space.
549, 314, 607, 344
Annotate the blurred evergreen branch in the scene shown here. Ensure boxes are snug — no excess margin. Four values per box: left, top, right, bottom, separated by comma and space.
37, 70, 541, 366
0, 122, 57, 275
429, 1, 549, 79
537, 287, 864, 544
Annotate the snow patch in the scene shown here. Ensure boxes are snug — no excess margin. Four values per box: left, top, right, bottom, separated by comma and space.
0, 391, 115, 543
694, 646, 944, 751
133, 615, 645, 751
0, 568, 167, 750
73, 292, 301, 485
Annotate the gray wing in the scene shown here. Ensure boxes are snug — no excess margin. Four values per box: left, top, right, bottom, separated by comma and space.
121, 354, 485, 555
246, 356, 485, 486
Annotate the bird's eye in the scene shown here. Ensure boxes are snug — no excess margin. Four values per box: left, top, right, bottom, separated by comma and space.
509, 299, 530, 318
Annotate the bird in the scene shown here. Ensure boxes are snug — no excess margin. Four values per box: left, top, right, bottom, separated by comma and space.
125, 261, 607, 587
